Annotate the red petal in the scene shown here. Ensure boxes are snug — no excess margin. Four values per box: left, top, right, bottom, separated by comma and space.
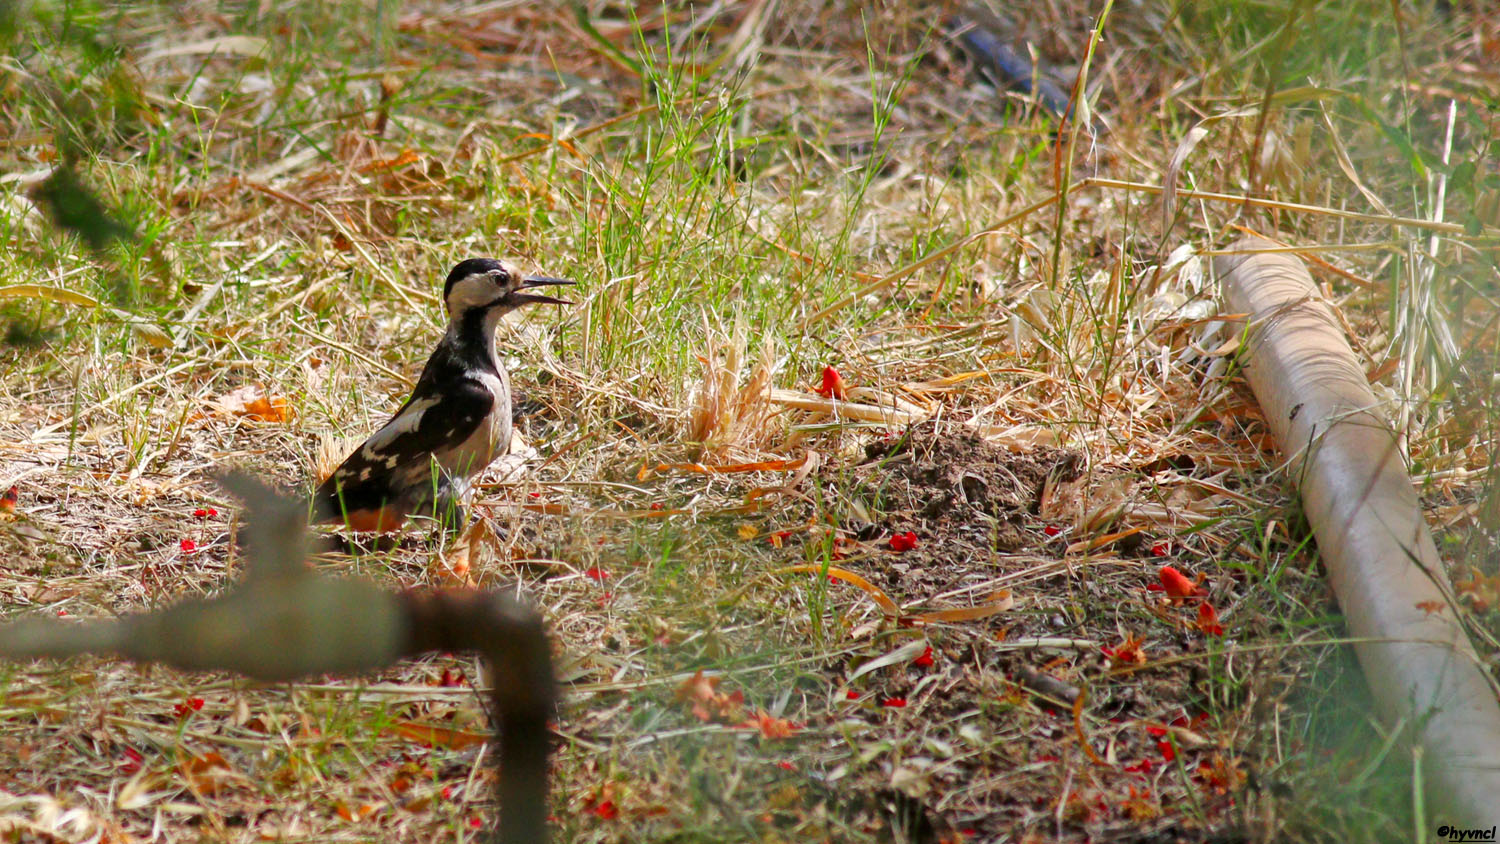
1158, 565, 1201, 599
813, 365, 849, 400
1196, 602, 1224, 635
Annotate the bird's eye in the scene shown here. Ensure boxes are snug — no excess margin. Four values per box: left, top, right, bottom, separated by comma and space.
487, 269, 510, 286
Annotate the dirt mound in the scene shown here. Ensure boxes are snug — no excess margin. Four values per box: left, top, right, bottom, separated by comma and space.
859, 420, 1082, 552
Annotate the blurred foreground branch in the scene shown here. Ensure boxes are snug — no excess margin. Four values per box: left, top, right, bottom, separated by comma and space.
0, 471, 557, 844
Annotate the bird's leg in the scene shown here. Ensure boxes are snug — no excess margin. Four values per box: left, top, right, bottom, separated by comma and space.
434, 494, 468, 534
423, 473, 469, 537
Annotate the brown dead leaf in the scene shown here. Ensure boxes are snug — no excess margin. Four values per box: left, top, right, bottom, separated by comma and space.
436, 519, 489, 587
515, 132, 581, 158
776, 564, 901, 616
673, 669, 745, 724
388, 721, 489, 750
211, 385, 294, 423
739, 709, 798, 740
358, 147, 420, 173
1366, 356, 1400, 384
1065, 525, 1144, 555
177, 751, 242, 796
743, 451, 821, 502
334, 802, 383, 822
908, 590, 1015, 625
1455, 567, 1500, 613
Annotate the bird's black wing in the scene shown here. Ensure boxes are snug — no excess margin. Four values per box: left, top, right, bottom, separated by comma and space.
313, 378, 494, 520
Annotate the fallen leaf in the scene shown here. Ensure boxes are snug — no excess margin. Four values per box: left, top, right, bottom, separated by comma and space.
1066, 525, 1145, 555
776, 564, 902, 616
674, 669, 745, 724
177, 751, 242, 796
740, 709, 798, 740
907, 591, 1015, 625
0, 484, 16, 514
1454, 567, 1500, 613
0, 283, 102, 308
141, 35, 268, 61
387, 721, 489, 750
334, 801, 382, 822
436, 519, 488, 587
849, 638, 930, 682
359, 148, 420, 173
1072, 686, 1108, 766
211, 385, 294, 423
743, 451, 822, 502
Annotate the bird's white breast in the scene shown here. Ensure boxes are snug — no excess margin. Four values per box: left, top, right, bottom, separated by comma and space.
438, 369, 510, 483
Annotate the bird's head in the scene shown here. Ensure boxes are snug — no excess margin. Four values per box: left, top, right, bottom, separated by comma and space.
442, 258, 573, 319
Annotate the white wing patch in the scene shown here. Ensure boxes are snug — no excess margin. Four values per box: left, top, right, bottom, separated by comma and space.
359, 396, 441, 460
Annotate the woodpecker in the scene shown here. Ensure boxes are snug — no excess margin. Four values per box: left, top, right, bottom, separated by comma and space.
313, 258, 572, 532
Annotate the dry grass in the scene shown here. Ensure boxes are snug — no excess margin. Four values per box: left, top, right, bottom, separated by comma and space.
1, 1, 1497, 842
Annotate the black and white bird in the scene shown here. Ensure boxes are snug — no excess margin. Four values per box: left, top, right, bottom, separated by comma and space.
313, 258, 572, 532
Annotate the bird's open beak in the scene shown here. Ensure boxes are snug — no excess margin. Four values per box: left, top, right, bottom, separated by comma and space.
511, 275, 575, 306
